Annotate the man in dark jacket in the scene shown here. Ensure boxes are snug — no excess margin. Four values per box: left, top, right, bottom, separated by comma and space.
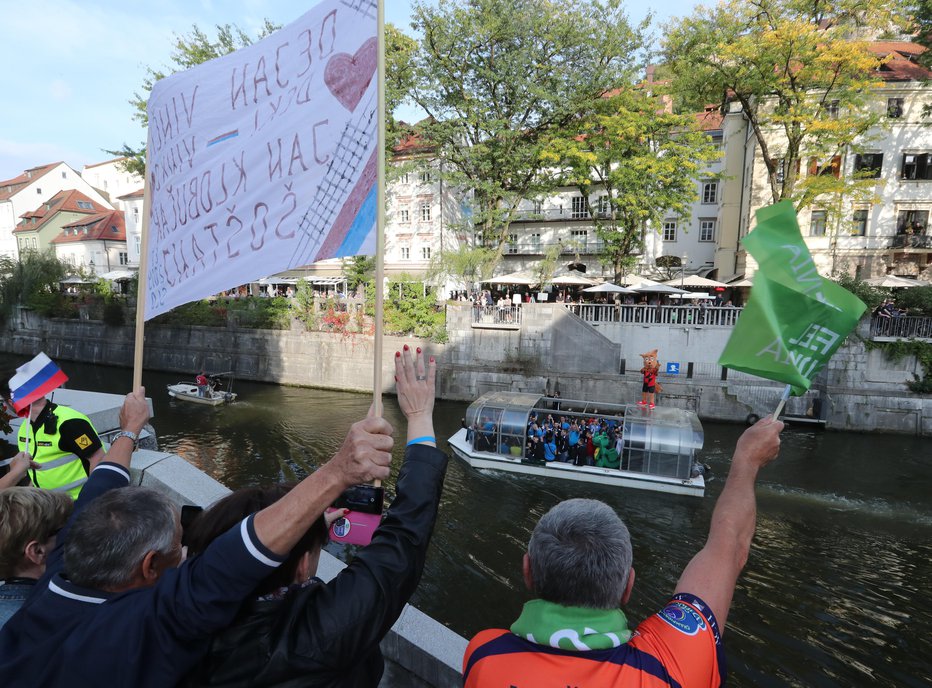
182, 345, 446, 687
0, 387, 394, 688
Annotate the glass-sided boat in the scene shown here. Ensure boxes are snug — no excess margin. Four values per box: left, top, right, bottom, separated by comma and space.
447, 392, 706, 497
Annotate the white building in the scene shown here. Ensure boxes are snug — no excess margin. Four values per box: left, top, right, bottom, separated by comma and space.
0, 162, 111, 260
117, 187, 145, 267
732, 41, 932, 282
81, 158, 144, 212
50, 209, 127, 274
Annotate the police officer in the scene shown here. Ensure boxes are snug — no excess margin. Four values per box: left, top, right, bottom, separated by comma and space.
1, 380, 105, 499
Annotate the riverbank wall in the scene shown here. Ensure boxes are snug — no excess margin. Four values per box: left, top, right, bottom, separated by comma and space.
2, 305, 931, 435
0, 389, 467, 688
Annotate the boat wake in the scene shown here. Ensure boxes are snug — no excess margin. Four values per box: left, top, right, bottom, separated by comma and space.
762, 484, 932, 527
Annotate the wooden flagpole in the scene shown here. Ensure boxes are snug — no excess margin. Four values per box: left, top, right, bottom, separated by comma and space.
132, 148, 153, 390
372, 0, 386, 419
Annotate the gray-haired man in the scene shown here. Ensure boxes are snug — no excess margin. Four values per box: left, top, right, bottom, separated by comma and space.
463, 417, 784, 687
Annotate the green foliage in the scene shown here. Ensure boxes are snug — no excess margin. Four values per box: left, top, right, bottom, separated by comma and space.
908, 1, 932, 69
365, 278, 446, 340
292, 280, 318, 329
0, 251, 69, 323
831, 274, 886, 311
663, 0, 898, 211
151, 300, 227, 327
868, 338, 932, 394
405, 0, 646, 248
544, 89, 720, 282
895, 286, 932, 316
102, 300, 126, 327
27, 292, 79, 319
427, 245, 500, 293
342, 256, 376, 292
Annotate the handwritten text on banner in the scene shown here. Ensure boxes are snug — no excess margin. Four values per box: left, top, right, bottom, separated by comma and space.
144, 0, 377, 319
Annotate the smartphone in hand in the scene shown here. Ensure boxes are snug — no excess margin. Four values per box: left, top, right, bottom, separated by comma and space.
327, 484, 384, 546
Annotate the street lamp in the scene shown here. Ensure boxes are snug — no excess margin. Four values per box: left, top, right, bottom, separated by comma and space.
680, 253, 688, 288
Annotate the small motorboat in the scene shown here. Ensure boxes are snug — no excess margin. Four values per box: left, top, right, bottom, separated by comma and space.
448, 392, 706, 497
167, 373, 237, 406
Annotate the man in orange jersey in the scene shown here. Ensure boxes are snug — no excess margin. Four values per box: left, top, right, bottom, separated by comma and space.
463, 417, 784, 688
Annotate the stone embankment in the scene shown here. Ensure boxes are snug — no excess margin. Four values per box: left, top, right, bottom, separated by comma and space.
2, 303, 931, 435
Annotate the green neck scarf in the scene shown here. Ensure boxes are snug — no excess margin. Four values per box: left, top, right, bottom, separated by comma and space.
510, 599, 631, 651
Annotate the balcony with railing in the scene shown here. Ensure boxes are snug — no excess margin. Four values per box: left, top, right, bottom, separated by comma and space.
869, 315, 932, 340
890, 234, 932, 249
504, 238, 606, 256
510, 207, 615, 223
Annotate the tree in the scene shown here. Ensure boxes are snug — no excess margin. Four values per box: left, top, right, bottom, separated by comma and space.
663, 0, 901, 211
545, 90, 721, 282
907, 0, 932, 68
427, 244, 499, 295
341, 255, 376, 292
0, 251, 68, 323
405, 0, 646, 251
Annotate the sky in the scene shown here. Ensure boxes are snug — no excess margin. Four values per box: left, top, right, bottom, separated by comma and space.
0, 0, 703, 181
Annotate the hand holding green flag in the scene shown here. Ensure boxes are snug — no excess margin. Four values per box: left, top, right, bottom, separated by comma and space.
718, 202, 866, 395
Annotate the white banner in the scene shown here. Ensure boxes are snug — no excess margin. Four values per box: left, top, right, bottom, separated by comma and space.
144, 0, 378, 319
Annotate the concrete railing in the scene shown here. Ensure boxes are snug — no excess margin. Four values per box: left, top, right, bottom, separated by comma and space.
564, 303, 742, 327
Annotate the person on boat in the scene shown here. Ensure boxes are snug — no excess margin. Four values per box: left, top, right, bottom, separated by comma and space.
542, 432, 557, 462
0, 487, 72, 628
554, 429, 569, 462
462, 417, 784, 687
195, 370, 210, 398
180, 348, 446, 688
0, 384, 395, 687
0, 371, 106, 499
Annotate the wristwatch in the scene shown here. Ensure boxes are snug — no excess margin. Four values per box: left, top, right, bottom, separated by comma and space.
114, 430, 139, 449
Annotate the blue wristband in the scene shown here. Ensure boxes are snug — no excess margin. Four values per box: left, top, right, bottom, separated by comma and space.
406, 435, 436, 446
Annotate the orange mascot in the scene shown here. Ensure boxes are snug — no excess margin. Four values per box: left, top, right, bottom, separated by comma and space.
638, 349, 662, 409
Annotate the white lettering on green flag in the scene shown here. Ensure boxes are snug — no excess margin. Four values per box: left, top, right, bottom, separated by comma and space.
718, 201, 866, 395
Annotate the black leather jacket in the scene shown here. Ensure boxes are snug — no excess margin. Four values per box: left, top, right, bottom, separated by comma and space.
182, 443, 448, 688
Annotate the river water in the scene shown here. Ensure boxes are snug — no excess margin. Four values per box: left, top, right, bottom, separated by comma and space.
4, 359, 931, 687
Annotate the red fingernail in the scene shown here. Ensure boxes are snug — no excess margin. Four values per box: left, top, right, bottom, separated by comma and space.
430, 356, 435, 363
395, 351, 400, 358
416, 347, 421, 354
404, 344, 409, 351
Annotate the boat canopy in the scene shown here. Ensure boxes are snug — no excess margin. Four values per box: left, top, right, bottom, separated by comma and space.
463, 392, 703, 480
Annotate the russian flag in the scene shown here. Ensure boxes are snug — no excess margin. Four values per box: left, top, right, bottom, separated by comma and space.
8, 353, 68, 414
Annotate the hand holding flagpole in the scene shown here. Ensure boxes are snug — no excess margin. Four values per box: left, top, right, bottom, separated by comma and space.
772, 385, 791, 421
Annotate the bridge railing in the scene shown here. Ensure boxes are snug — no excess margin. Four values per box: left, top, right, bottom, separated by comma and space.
564, 303, 743, 327
869, 315, 932, 340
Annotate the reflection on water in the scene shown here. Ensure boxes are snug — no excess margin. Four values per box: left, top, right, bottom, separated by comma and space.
3, 356, 931, 687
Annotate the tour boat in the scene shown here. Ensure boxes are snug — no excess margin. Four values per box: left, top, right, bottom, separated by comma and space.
447, 392, 706, 497
166, 373, 237, 406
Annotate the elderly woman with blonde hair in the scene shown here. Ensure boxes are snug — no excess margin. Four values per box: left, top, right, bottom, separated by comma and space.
0, 486, 73, 628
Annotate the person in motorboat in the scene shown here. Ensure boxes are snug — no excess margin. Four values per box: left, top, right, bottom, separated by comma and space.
463, 418, 784, 687
181, 348, 447, 687
195, 371, 210, 398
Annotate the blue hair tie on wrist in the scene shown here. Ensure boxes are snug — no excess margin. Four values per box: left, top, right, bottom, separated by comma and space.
406, 435, 436, 446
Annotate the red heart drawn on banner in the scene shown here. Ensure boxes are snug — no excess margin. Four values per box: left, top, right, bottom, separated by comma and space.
324, 37, 377, 112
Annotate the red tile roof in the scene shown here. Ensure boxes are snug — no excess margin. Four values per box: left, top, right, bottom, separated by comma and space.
51, 210, 126, 244
117, 187, 145, 200
694, 105, 724, 131
83, 156, 129, 170
0, 162, 62, 201
13, 190, 105, 234
868, 41, 932, 81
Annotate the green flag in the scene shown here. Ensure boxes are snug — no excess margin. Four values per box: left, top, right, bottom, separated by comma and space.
718, 201, 866, 395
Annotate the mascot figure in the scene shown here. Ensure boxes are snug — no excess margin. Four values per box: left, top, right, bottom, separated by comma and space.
638, 349, 662, 409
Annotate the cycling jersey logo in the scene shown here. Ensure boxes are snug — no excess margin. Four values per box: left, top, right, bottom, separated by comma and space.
75, 434, 93, 450
658, 601, 706, 636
